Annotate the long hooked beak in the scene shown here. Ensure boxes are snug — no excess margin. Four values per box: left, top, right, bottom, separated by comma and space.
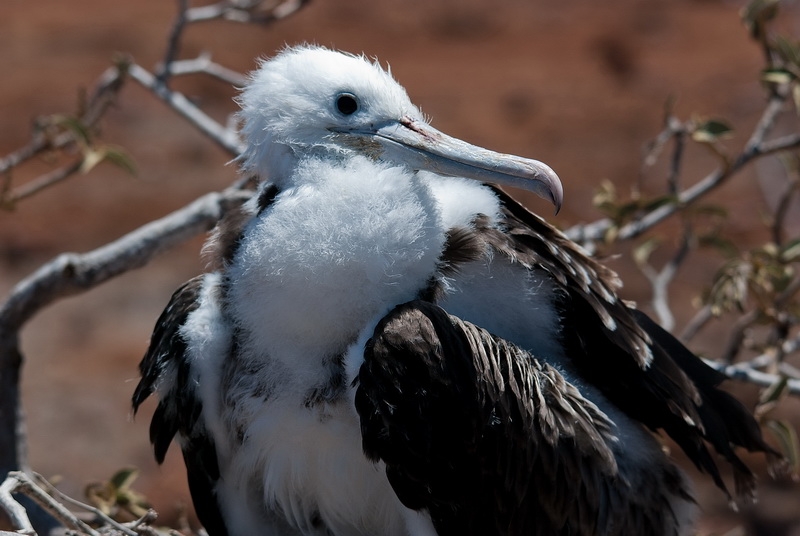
333, 117, 563, 213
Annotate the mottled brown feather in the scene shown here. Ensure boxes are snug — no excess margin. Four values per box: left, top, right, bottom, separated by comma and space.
469, 186, 776, 502
357, 300, 693, 536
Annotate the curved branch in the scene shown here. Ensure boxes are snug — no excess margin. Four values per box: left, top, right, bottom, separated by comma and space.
0, 185, 251, 496
166, 54, 248, 86
0, 187, 250, 336
566, 86, 797, 244
128, 63, 245, 157
705, 358, 800, 395
185, 0, 311, 24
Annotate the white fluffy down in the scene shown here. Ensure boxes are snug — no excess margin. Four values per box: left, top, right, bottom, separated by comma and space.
237, 45, 425, 183
226, 156, 447, 373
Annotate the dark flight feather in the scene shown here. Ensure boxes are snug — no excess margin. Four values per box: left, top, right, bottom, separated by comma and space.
357, 300, 693, 536
132, 276, 229, 536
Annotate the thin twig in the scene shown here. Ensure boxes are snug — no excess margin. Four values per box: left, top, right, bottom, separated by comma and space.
720, 309, 761, 364
185, 0, 310, 24
770, 172, 799, 246
128, 63, 244, 156
0, 134, 51, 177
2, 160, 83, 209
32, 473, 137, 536
2, 472, 99, 536
157, 0, 190, 85
706, 359, 800, 394
166, 54, 248, 87
639, 224, 693, 331
0, 187, 251, 335
0, 474, 34, 535
0, 62, 128, 174
566, 84, 797, 246
680, 304, 713, 343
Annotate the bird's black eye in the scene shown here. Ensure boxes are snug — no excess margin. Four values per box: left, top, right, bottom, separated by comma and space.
336, 93, 359, 115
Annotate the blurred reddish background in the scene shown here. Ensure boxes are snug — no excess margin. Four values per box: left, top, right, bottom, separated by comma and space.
2, 0, 800, 533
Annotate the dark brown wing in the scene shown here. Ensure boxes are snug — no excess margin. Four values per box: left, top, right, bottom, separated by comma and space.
356, 300, 690, 536
132, 276, 229, 536
487, 186, 776, 500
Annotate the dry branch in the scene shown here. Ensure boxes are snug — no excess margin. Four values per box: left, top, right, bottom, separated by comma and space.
0, 63, 129, 208
566, 84, 800, 245
0, 187, 250, 335
128, 63, 244, 157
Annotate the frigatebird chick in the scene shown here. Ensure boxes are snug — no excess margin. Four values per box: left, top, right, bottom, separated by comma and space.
133, 45, 776, 536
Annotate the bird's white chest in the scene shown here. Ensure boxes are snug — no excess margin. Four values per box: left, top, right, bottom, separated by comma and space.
215, 398, 418, 536
208, 160, 503, 535
226, 158, 446, 373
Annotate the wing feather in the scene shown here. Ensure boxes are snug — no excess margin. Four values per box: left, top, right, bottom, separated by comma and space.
132, 275, 229, 536
357, 300, 686, 536
486, 187, 777, 501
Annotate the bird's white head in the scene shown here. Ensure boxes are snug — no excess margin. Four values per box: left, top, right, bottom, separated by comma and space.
237, 45, 563, 211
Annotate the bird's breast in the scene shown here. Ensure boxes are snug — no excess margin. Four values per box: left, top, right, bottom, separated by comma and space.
225, 157, 448, 373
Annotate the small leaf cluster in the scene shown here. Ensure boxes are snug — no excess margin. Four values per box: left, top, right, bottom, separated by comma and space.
84, 467, 151, 521
40, 113, 136, 177
744, 0, 800, 107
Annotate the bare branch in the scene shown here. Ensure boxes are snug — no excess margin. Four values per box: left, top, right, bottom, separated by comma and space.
680, 304, 713, 343
566, 84, 798, 246
0, 474, 34, 535
128, 63, 244, 157
2, 160, 83, 209
0, 187, 250, 336
32, 473, 137, 536
185, 0, 311, 24
706, 358, 800, 395
769, 162, 800, 246
166, 54, 248, 87
639, 225, 693, 331
0, 135, 51, 177
720, 309, 761, 364
156, 0, 310, 85
0, 471, 98, 536
157, 0, 190, 84
640, 114, 687, 197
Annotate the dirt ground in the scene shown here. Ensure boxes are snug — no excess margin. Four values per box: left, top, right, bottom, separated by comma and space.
3, 0, 800, 533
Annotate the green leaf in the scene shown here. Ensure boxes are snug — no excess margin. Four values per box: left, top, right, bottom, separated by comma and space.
109, 467, 139, 492
642, 194, 678, 213
613, 200, 644, 224
793, 84, 800, 115
781, 238, 800, 263
766, 419, 800, 475
51, 114, 92, 146
762, 68, 796, 84
698, 234, 739, 258
689, 203, 729, 219
633, 238, 660, 267
692, 119, 734, 143
79, 145, 137, 175
775, 35, 800, 68
760, 375, 789, 405
102, 146, 137, 176
741, 0, 780, 38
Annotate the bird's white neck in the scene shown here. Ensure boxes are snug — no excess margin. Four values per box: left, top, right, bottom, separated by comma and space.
225, 155, 447, 380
